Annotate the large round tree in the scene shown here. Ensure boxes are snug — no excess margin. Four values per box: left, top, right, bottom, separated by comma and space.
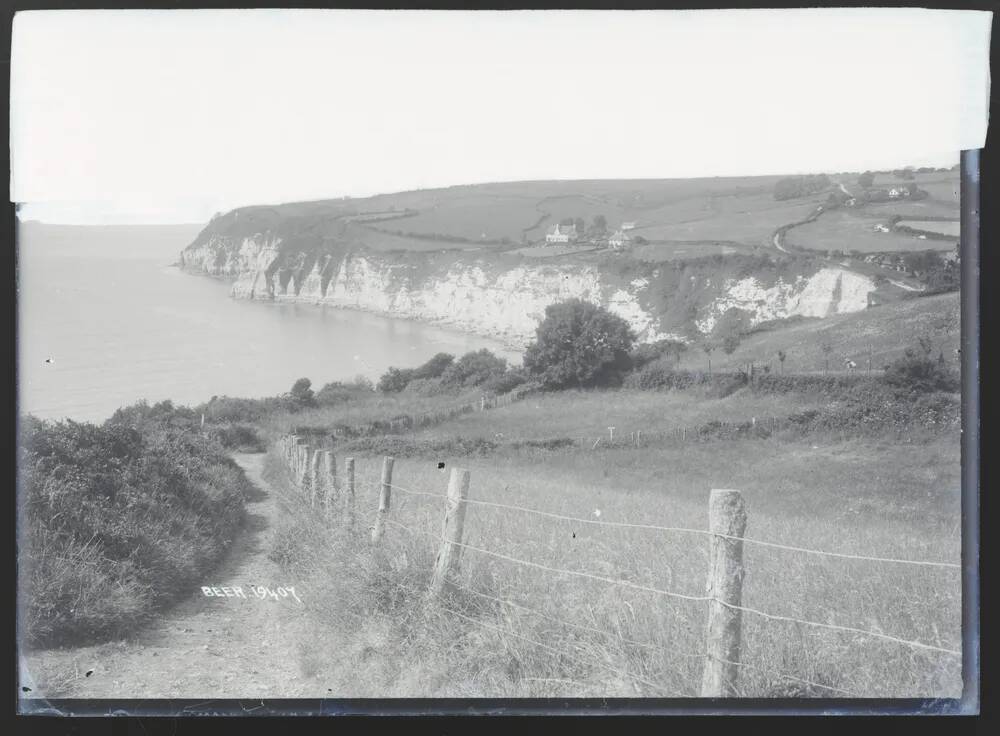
524, 299, 636, 389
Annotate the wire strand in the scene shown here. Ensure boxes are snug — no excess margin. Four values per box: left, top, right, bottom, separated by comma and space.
385, 519, 962, 657
387, 481, 959, 570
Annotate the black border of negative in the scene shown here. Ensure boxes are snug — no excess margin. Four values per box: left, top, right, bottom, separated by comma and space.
2, 0, 993, 724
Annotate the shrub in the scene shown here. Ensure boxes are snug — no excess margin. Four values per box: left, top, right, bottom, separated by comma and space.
884, 346, 959, 394
208, 422, 266, 452
412, 352, 455, 380
19, 403, 252, 646
629, 339, 687, 370
440, 349, 509, 388
315, 377, 373, 407
377, 367, 416, 393
290, 377, 316, 407
480, 367, 529, 395
524, 299, 635, 389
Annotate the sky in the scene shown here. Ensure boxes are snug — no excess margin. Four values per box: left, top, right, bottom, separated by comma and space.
10, 8, 992, 225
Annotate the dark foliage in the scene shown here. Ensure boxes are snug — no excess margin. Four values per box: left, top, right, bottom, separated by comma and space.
19, 402, 252, 647
524, 299, 636, 389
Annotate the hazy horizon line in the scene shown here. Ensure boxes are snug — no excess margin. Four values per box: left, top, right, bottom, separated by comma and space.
15, 160, 960, 227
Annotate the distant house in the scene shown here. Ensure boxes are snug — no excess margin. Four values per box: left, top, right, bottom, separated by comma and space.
621, 221, 637, 231
844, 198, 857, 207
887, 187, 907, 198
545, 223, 578, 244
608, 230, 632, 250
873, 223, 890, 233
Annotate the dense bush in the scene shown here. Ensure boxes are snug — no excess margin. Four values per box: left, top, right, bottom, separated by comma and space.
207, 422, 266, 452
412, 352, 455, 380
440, 349, 509, 388
629, 339, 687, 370
774, 174, 831, 201
480, 367, 530, 395
377, 367, 416, 393
290, 377, 316, 407
315, 377, 374, 406
19, 401, 253, 647
884, 345, 960, 394
524, 299, 635, 389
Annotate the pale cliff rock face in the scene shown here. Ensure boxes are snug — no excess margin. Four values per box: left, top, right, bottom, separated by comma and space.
183, 237, 877, 349
181, 234, 283, 282
695, 268, 875, 334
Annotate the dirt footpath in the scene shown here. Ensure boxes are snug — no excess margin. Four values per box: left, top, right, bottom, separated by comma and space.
20, 453, 333, 701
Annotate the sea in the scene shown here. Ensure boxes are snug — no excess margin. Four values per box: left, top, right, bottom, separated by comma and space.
16, 222, 521, 423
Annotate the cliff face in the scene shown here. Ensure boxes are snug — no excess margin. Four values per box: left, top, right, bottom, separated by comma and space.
181, 235, 877, 349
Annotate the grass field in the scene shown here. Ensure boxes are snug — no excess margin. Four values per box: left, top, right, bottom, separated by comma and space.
262, 382, 961, 697
675, 292, 959, 374
786, 209, 954, 254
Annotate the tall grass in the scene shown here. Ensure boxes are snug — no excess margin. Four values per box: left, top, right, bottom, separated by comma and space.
18, 403, 253, 648
263, 425, 961, 698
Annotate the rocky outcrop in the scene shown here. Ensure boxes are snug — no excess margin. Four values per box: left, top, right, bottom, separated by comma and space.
183, 235, 878, 349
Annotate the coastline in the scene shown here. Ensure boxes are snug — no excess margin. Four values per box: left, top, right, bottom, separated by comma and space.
178, 265, 530, 358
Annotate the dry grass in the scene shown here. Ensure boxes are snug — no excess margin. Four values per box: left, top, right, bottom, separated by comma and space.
262, 397, 961, 698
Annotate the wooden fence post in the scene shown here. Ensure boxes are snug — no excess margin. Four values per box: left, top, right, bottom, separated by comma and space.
701, 488, 747, 698
345, 457, 356, 528
370, 456, 394, 544
309, 450, 322, 507
319, 450, 335, 511
428, 467, 471, 598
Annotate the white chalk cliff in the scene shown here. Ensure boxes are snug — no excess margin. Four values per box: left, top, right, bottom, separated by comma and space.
181, 236, 877, 349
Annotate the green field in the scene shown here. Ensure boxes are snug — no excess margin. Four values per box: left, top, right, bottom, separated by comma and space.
675, 292, 960, 374
787, 209, 955, 254
247, 287, 963, 697
261, 377, 961, 697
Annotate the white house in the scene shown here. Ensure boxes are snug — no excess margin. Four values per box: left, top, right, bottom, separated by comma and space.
608, 229, 632, 250
621, 221, 637, 231
545, 223, 578, 244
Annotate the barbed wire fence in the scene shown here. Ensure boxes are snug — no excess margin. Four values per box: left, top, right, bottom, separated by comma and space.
274, 435, 962, 697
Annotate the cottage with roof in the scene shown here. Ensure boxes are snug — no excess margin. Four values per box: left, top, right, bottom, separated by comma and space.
608, 229, 632, 250
546, 223, 578, 244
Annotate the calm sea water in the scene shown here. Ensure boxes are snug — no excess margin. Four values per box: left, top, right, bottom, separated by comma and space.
17, 223, 521, 423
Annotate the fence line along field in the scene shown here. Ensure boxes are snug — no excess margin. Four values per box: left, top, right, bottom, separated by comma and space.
263, 402, 961, 698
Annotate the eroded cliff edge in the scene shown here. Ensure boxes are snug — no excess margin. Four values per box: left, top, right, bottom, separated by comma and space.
180, 229, 877, 350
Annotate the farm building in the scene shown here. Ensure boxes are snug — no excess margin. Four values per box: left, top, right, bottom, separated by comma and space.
621, 221, 637, 230
545, 223, 578, 244
608, 230, 632, 250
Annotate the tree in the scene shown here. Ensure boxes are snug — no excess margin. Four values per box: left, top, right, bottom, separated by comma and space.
289, 377, 315, 407
777, 350, 787, 374
574, 217, 586, 236
412, 352, 455, 380
377, 367, 415, 393
713, 307, 750, 356
701, 340, 716, 375
820, 341, 833, 375
593, 214, 608, 234
523, 299, 636, 389
441, 349, 508, 388
858, 171, 875, 188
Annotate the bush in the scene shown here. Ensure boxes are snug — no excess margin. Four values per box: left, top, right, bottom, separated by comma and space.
207, 422, 266, 452
884, 346, 959, 394
480, 367, 529, 395
412, 352, 455, 380
290, 377, 316, 407
629, 339, 687, 370
524, 299, 636, 389
19, 403, 252, 647
315, 377, 373, 407
377, 367, 416, 393
440, 349, 509, 388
